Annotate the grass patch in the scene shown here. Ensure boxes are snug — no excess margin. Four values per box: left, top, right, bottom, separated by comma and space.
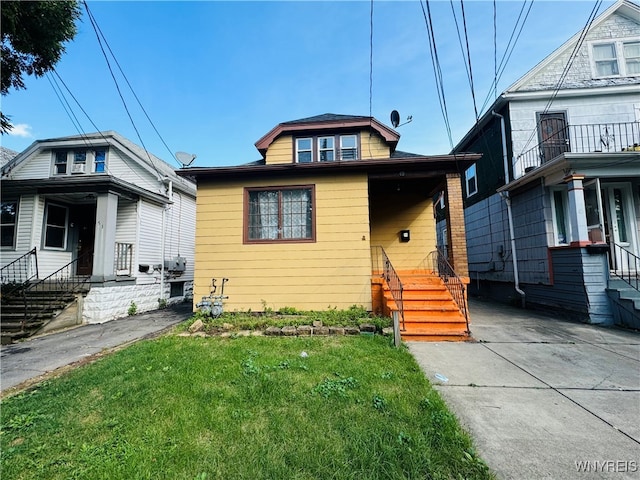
1, 335, 493, 479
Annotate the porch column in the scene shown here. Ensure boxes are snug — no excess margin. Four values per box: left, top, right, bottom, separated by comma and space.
564, 174, 590, 246
445, 173, 469, 277
92, 192, 118, 279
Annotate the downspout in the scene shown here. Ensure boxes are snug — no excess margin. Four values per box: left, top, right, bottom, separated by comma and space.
159, 179, 173, 303
492, 111, 526, 307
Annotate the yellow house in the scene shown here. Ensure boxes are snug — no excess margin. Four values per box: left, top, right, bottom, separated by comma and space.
179, 114, 480, 340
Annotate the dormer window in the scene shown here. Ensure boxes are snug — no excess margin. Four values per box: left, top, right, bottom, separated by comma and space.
340, 135, 357, 160
294, 134, 359, 163
53, 148, 108, 175
55, 151, 68, 175
318, 137, 334, 161
296, 138, 313, 163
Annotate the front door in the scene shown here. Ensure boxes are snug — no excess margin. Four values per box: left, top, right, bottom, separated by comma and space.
72, 205, 96, 276
601, 184, 638, 273
538, 112, 569, 163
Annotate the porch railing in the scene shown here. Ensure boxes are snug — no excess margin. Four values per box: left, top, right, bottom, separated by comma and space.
426, 249, 470, 332
610, 243, 639, 291
0, 247, 38, 296
516, 121, 640, 174
371, 246, 405, 330
115, 243, 133, 276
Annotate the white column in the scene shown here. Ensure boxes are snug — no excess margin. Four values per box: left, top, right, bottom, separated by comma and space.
564, 174, 589, 246
92, 192, 118, 279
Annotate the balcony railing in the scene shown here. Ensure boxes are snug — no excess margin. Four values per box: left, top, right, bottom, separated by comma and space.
516, 121, 640, 174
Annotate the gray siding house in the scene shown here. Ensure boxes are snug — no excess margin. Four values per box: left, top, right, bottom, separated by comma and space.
448, 0, 640, 327
1, 132, 196, 338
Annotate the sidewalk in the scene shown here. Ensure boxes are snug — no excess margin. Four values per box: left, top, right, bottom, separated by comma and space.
408, 298, 640, 480
0, 302, 192, 394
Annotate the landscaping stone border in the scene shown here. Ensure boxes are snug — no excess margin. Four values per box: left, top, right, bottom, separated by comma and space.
180, 321, 394, 338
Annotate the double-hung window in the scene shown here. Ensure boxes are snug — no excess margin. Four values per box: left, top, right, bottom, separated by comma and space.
44, 204, 68, 249
340, 135, 358, 160
55, 151, 68, 175
246, 186, 315, 243
296, 138, 313, 163
592, 40, 640, 77
94, 149, 106, 173
1, 200, 18, 248
318, 137, 334, 161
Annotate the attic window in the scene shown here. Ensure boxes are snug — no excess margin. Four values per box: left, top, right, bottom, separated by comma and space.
293, 134, 359, 163
55, 151, 68, 175
591, 40, 640, 77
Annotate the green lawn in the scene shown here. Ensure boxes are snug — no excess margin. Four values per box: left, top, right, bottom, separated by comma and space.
1, 334, 493, 479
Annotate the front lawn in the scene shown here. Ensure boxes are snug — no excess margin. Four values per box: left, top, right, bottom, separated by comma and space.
1, 334, 493, 479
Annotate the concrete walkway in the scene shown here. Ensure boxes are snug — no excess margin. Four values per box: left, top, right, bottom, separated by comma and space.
0, 302, 192, 394
408, 298, 640, 480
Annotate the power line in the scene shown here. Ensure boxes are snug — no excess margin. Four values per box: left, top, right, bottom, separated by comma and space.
83, 1, 181, 168
449, 0, 479, 121
479, 0, 535, 115
420, 0, 454, 149
83, 1, 165, 180
517, 0, 603, 155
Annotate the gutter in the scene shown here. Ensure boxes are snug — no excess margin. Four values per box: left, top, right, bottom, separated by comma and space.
492, 111, 526, 307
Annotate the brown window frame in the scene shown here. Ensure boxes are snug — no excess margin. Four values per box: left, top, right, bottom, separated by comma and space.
244, 185, 316, 244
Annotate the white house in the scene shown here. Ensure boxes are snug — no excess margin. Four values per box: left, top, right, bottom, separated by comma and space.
1, 131, 196, 329
449, 0, 640, 327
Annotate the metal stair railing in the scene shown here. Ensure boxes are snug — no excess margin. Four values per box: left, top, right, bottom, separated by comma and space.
426, 249, 470, 333
18, 251, 93, 330
610, 243, 639, 291
0, 247, 38, 295
371, 246, 405, 330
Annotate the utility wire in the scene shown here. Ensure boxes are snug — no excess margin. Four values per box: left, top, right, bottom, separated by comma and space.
368, 0, 374, 159
46, 73, 88, 143
420, 0, 454, 149
460, 0, 479, 121
83, 1, 164, 180
83, 1, 181, 168
517, 0, 602, 155
479, 0, 535, 115
493, 0, 497, 100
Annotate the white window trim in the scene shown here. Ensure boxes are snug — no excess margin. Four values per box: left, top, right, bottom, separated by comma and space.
295, 138, 313, 163
318, 136, 335, 162
465, 163, 478, 197
339, 135, 358, 160
550, 189, 571, 246
43, 203, 69, 250
589, 37, 640, 78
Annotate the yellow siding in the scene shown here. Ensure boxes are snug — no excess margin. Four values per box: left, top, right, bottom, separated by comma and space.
360, 130, 391, 159
265, 136, 293, 164
369, 192, 436, 271
194, 174, 372, 312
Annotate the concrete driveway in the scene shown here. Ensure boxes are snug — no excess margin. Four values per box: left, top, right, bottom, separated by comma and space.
1, 302, 192, 394
408, 298, 640, 480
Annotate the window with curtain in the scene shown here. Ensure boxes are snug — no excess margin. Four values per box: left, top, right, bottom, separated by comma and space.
246, 186, 314, 243
44, 203, 68, 249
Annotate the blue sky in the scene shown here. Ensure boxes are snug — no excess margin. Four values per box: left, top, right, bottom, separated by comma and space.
1, 0, 614, 167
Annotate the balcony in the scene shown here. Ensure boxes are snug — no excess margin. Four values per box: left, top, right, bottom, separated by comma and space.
516, 121, 640, 175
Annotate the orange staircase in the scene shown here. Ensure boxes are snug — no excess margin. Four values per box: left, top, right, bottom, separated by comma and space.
379, 272, 470, 342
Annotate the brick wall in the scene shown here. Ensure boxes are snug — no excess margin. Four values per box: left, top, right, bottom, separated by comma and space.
445, 173, 469, 277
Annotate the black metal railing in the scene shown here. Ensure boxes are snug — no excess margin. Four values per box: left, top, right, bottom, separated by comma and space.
427, 249, 470, 332
115, 243, 133, 275
517, 121, 640, 173
610, 243, 639, 291
371, 246, 404, 330
0, 247, 38, 297
17, 251, 92, 329
0, 247, 38, 284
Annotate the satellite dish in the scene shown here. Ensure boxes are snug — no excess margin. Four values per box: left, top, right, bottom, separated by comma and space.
176, 151, 196, 167
390, 110, 400, 128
